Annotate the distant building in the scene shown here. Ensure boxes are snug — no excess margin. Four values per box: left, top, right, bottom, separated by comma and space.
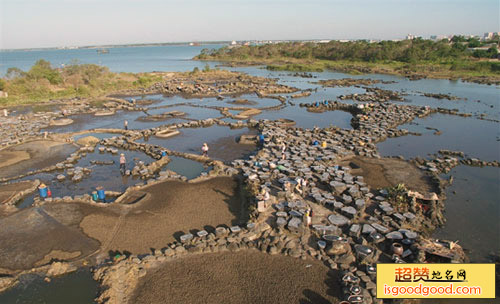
318, 40, 331, 43
406, 34, 415, 40
230, 40, 237, 45
484, 32, 494, 40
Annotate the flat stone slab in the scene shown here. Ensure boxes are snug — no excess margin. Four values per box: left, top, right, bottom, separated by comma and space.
341, 206, 357, 218
197, 230, 208, 238
230, 226, 242, 233
362, 224, 376, 234
276, 217, 287, 227
371, 223, 390, 234
349, 224, 361, 237
328, 214, 350, 226
385, 231, 404, 240
355, 199, 365, 209
180, 233, 194, 243
288, 217, 302, 230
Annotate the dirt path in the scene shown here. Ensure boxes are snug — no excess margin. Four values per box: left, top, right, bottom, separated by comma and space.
131, 250, 340, 304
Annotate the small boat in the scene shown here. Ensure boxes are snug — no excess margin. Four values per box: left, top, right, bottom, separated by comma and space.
97, 49, 109, 54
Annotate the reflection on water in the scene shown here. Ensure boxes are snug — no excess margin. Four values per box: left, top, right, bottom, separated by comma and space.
166, 156, 211, 180
138, 125, 256, 162
0, 268, 97, 304
15, 145, 154, 208
433, 166, 500, 262
377, 114, 500, 162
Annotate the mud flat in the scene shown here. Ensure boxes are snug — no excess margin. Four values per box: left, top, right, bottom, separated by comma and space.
0, 203, 101, 273
81, 176, 247, 254
0, 140, 78, 179
131, 251, 339, 304
341, 156, 439, 194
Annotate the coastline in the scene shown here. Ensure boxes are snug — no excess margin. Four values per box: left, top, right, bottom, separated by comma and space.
196, 57, 500, 85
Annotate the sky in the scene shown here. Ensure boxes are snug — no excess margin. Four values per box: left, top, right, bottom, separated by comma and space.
1, 0, 499, 49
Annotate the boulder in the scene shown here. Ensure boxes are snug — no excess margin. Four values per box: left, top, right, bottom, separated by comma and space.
76, 136, 100, 147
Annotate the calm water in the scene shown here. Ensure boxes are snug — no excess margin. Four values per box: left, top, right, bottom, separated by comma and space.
0, 268, 97, 304
1, 45, 499, 301
0, 44, 223, 75
433, 165, 500, 262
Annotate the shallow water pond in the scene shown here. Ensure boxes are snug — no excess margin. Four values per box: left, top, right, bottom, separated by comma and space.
166, 156, 212, 180
0, 268, 98, 304
139, 125, 257, 162
377, 114, 500, 162
433, 165, 500, 262
255, 105, 353, 129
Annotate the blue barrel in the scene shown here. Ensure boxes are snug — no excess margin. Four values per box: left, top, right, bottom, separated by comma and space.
313, 140, 319, 146
97, 189, 106, 200
315, 101, 319, 107
38, 187, 48, 198
161, 151, 167, 157
258, 134, 265, 144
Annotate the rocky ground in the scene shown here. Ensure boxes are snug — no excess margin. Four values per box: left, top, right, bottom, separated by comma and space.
0, 70, 496, 303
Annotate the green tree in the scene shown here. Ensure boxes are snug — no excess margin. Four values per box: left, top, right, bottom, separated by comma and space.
28, 59, 62, 84
0, 79, 6, 91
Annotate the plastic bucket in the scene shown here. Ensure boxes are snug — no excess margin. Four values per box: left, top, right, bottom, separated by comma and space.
92, 191, 98, 201
38, 186, 48, 198
259, 134, 265, 143
161, 151, 167, 157
97, 189, 106, 200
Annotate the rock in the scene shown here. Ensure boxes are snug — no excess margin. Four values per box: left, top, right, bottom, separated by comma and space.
385, 231, 404, 240
341, 206, 357, 218
355, 199, 365, 209
327, 241, 350, 256
328, 214, 350, 226
230, 226, 242, 234
180, 233, 194, 243
349, 224, 361, 238
288, 217, 302, 231
330, 181, 347, 194
76, 136, 100, 147
215, 227, 228, 237
362, 224, 376, 234
46, 262, 77, 277
371, 223, 390, 233
276, 217, 287, 227
336, 253, 356, 264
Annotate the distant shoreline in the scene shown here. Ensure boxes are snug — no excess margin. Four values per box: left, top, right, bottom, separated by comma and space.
0, 41, 229, 52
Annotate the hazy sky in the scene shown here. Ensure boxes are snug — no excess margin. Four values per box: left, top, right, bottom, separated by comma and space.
1, 0, 499, 49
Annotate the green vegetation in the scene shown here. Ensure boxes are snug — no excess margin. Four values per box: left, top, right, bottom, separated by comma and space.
195, 38, 500, 81
0, 60, 162, 105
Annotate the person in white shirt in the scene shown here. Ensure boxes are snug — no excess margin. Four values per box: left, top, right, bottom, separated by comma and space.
201, 143, 209, 157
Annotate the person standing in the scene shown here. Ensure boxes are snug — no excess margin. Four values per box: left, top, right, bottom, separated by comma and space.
124, 120, 128, 130
119, 153, 126, 175
304, 208, 312, 228
201, 143, 209, 157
